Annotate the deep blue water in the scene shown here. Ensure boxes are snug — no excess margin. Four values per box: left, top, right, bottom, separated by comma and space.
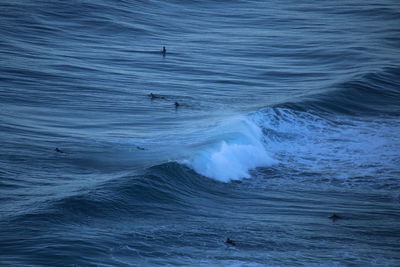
1, 0, 400, 266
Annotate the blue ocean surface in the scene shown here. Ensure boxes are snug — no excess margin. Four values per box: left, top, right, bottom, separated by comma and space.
1, 0, 400, 266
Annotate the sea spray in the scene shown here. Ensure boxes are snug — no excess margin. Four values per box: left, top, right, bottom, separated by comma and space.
186, 117, 274, 182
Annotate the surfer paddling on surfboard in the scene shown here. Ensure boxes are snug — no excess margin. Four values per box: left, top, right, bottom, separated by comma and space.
224, 238, 237, 246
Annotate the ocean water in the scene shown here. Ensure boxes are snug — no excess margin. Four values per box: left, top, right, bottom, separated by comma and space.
1, 0, 400, 266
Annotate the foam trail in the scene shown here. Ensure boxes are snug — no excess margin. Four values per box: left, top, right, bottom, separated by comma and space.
187, 117, 274, 182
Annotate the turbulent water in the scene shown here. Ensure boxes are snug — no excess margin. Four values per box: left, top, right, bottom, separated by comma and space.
1, 0, 400, 266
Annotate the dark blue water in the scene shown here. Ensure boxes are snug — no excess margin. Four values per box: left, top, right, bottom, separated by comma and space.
1, 0, 400, 266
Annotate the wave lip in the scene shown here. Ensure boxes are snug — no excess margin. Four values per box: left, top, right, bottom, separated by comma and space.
187, 117, 274, 182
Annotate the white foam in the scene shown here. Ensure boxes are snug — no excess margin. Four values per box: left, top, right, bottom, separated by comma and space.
248, 108, 400, 190
187, 117, 275, 182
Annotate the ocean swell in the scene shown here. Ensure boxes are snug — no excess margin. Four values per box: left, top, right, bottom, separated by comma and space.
278, 67, 400, 115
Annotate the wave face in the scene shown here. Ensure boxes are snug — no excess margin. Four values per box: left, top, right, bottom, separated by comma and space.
279, 67, 400, 115
1, 0, 400, 266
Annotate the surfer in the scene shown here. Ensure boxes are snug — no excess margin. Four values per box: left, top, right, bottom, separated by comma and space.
329, 213, 342, 221
54, 148, 65, 153
224, 238, 236, 246
148, 93, 165, 100
162, 46, 166, 56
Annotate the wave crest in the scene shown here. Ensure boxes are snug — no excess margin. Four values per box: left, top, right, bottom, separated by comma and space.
186, 117, 275, 182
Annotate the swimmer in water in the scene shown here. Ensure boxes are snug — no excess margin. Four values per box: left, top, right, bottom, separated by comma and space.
162, 46, 166, 56
174, 101, 180, 108
224, 238, 236, 246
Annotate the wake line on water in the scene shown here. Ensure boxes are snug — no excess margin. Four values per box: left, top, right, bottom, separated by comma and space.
184, 117, 275, 182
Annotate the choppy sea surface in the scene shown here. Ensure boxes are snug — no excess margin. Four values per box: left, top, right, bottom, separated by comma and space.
1, 0, 400, 266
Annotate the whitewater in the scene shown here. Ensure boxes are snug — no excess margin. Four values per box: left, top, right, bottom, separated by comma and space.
1, 0, 400, 266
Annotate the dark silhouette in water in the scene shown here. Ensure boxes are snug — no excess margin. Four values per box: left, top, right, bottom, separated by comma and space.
162, 46, 166, 56
54, 148, 65, 153
224, 238, 236, 246
329, 213, 342, 221
148, 93, 165, 100
174, 101, 180, 108
136, 146, 146, 150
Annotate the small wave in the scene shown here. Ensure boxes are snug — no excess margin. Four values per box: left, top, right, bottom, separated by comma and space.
5, 162, 204, 222
278, 67, 400, 115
